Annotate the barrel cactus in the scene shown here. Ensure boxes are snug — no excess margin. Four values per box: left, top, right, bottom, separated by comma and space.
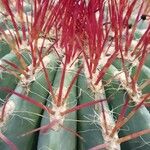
0, 0, 150, 150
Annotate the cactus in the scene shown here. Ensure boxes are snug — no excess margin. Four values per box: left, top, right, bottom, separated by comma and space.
0, 0, 150, 150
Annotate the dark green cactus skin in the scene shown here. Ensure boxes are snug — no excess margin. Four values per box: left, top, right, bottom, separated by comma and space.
38, 63, 77, 150
0, 54, 58, 150
113, 58, 150, 111
0, 73, 18, 100
105, 88, 150, 150
145, 54, 150, 68
77, 72, 104, 150
0, 51, 31, 70
103, 65, 150, 150
0, 52, 31, 100
139, 65, 150, 95
0, 40, 11, 58
0, 54, 150, 150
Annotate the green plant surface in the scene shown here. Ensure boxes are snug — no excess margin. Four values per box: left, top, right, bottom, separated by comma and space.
0, 52, 31, 99
0, 1, 150, 150
0, 53, 58, 150
104, 65, 150, 150
0, 40, 11, 58
77, 72, 104, 150
38, 62, 78, 150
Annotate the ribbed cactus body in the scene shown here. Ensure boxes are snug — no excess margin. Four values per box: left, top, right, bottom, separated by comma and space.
0, 1, 150, 150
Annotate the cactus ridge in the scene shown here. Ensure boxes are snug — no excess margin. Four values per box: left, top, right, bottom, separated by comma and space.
0, 0, 150, 150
